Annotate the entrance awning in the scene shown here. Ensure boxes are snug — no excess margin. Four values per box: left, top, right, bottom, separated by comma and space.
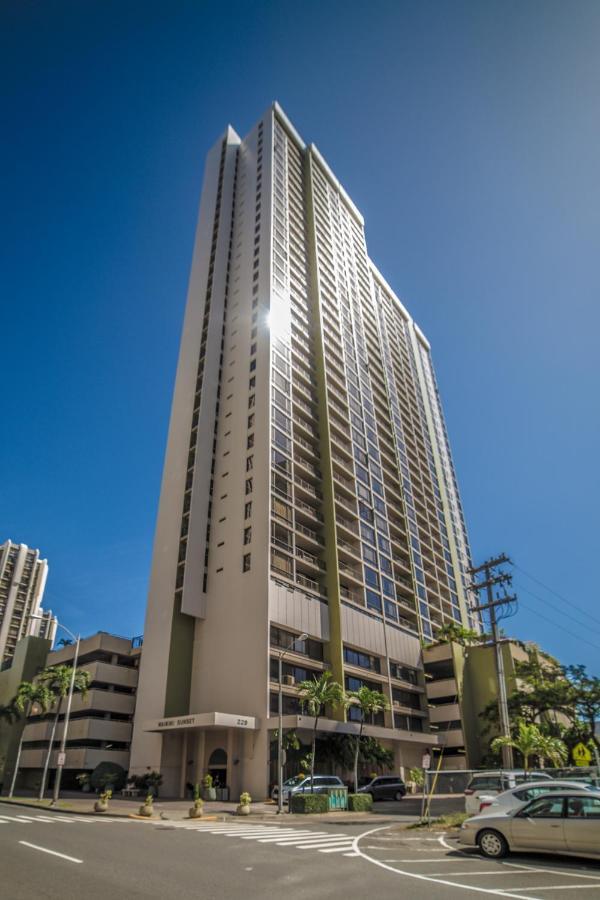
144, 711, 260, 733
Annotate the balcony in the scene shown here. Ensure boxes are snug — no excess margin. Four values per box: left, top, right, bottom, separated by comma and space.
296, 572, 325, 595
295, 476, 322, 501
340, 584, 363, 604
293, 413, 319, 440
295, 523, 324, 546
336, 515, 359, 537
294, 498, 323, 523
338, 560, 363, 584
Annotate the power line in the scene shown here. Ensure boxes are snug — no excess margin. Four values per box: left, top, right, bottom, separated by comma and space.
513, 562, 600, 628
518, 601, 600, 655
514, 582, 600, 638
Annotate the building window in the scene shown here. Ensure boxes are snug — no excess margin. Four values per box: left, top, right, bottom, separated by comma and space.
248, 394, 255, 409
247, 434, 254, 449
243, 553, 251, 572
244, 501, 252, 519
246, 456, 254, 471
243, 527, 252, 545
245, 478, 253, 494
248, 414, 255, 429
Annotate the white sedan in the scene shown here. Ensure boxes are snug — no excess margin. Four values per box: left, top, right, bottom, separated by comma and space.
476, 779, 595, 816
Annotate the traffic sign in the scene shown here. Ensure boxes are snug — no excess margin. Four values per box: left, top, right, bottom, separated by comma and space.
572, 742, 592, 766
421, 752, 431, 769
57, 751, 66, 767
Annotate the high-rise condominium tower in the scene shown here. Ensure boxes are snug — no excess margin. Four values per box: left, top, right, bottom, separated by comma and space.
130, 104, 478, 797
0, 541, 56, 667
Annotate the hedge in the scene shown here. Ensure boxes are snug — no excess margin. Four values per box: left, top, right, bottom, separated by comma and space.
290, 793, 329, 814
348, 793, 373, 812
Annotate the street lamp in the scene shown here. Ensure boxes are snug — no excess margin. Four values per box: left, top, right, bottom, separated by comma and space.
277, 632, 308, 815
30, 615, 80, 805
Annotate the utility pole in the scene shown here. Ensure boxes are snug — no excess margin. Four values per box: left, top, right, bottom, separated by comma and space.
469, 554, 517, 769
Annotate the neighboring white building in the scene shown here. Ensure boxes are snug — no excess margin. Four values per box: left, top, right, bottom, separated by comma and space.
129, 103, 479, 799
0, 540, 57, 668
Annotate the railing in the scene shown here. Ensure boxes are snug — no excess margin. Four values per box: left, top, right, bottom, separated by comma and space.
295, 476, 322, 499
295, 523, 324, 544
295, 498, 323, 521
336, 516, 359, 535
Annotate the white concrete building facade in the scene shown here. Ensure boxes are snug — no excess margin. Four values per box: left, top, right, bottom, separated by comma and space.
129, 104, 478, 799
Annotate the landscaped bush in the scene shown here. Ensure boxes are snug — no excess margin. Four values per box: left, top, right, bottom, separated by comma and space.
348, 793, 373, 812
90, 762, 127, 792
290, 793, 329, 814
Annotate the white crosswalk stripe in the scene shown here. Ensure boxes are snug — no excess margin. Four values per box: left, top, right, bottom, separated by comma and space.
158, 821, 361, 858
0, 811, 134, 826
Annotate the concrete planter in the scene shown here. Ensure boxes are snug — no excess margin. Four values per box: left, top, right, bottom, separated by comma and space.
94, 800, 108, 813
138, 803, 154, 817
188, 804, 204, 819
236, 804, 251, 816
201, 788, 216, 801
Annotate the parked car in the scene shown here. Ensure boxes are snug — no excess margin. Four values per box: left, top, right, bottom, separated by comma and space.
476, 779, 595, 816
464, 770, 553, 815
357, 775, 407, 801
271, 774, 344, 803
459, 790, 600, 861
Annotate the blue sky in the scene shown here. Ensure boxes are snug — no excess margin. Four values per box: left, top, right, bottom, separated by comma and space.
2, 1, 599, 673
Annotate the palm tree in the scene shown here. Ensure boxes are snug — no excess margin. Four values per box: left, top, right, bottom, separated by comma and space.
297, 671, 344, 792
0, 699, 19, 725
532, 733, 568, 768
491, 720, 567, 771
37, 665, 91, 800
8, 681, 55, 797
346, 686, 389, 793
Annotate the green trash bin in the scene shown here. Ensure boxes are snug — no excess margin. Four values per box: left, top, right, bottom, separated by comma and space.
326, 786, 348, 810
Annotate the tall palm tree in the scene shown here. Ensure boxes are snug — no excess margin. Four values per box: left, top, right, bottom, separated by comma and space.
8, 681, 55, 797
297, 671, 344, 792
37, 665, 91, 800
491, 720, 567, 771
346, 686, 389, 793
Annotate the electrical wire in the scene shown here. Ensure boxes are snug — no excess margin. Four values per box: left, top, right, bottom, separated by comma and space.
518, 600, 600, 654
514, 581, 600, 638
513, 562, 600, 628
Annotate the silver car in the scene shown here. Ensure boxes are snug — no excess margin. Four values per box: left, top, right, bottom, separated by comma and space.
459, 790, 600, 861
476, 779, 595, 816
271, 774, 344, 803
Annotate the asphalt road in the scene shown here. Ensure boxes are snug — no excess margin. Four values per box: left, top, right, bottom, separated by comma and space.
1, 808, 599, 899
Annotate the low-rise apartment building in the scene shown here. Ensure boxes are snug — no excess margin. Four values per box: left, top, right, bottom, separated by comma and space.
13, 632, 141, 791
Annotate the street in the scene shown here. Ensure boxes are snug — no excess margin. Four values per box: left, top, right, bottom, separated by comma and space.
1, 807, 600, 899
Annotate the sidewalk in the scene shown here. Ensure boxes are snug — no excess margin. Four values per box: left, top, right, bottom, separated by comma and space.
0, 793, 422, 825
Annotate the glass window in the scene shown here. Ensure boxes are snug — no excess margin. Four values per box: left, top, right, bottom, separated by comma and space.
242, 553, 251, 572
364, 566, 379, 588
523, 796, 565, 818
366, 589, 382, 612
567, 796, 600, 818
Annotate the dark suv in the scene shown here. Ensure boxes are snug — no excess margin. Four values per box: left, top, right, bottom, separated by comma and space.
358, 775, 406, 801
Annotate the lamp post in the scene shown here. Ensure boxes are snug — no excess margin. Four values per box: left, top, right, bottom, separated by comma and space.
29, 615, 80, 805
277, 632, 308, 815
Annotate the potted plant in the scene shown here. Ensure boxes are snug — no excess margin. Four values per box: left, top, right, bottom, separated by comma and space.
189, 784, 204, 819
138, 792, 155, 817
201, 773, 216, 801
94, 788, 112, 813
237, 791, 252, 816
76, 772, 91, 793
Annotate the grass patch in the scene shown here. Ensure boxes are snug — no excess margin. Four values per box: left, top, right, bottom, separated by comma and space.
407, 811, 469, 830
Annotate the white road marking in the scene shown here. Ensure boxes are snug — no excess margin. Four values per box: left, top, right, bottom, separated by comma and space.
502, 863, 600, 882
18, 841, 82, 864
15, 816, 37, 822
353, 825, 541, 900
256, 831, 323, 842
315, 845, 355, 853
502, 887, 600, 892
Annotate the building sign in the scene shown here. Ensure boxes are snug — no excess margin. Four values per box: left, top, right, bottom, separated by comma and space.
57, 752, 66, 766
145, 711, 258, 733
572, 742, 593, 766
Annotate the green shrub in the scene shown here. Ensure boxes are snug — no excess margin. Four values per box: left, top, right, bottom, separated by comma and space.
90, 762, 127, 792
348, 793, 373, 812
290, 793, 329, 814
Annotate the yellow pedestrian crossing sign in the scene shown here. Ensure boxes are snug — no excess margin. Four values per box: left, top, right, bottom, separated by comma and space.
572, 742, 593, 766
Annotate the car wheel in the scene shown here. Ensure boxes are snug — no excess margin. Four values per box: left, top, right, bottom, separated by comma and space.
394, 791, 404, 801
477, 829, 508, 859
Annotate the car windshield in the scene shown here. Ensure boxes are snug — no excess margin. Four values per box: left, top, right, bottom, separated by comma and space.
283, 776, 305, 787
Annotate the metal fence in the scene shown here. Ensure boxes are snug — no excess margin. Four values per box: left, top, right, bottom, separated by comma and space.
423, 766, 600, 795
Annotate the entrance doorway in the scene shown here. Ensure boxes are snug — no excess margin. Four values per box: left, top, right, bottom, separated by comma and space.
208, 748, 228, 788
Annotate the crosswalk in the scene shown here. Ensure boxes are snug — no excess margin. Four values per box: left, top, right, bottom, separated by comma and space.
0, 813, 133, 825
153, 821, 360, 857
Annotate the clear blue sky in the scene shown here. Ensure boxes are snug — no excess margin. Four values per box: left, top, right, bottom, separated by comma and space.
2, 1, 599, 673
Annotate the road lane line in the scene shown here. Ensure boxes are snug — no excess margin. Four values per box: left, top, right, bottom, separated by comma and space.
18, 841, 82, 864
502, 863, 600, 882
501, 887, 600, 892
256, 832, 320, 842
315, 845, 355, 853
353, 825, 538, 900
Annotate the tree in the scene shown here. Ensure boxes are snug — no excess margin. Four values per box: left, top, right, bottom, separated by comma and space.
346, 686, 389, 793
37, 664, 91, 800
491, 720, 568, 771
297, 671, 344, 792
8, 681, 55, 797
565, 665, 600, 748
432, 623, 489, 646
0, 699, 19, 726
534, 733, 569, 768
